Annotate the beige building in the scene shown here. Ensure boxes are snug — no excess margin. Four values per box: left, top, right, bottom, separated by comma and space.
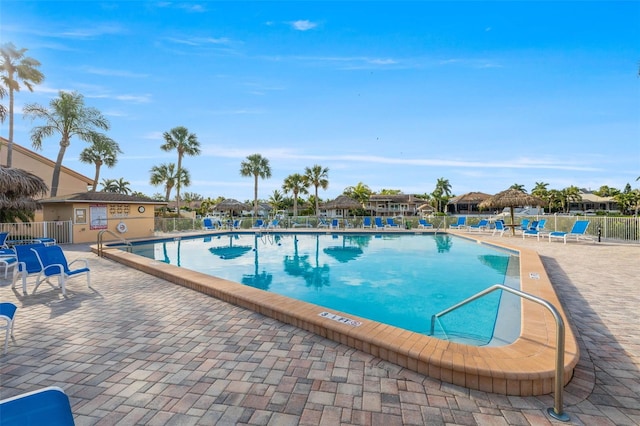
1, 137, 94, 200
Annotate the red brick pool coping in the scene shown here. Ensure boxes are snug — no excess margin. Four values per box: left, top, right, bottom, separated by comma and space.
94, 229, 579, 396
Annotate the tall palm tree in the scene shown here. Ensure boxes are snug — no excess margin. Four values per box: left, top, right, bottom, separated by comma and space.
304, 164, 329, 217
150, 163, 190, 203
79, 134, 122, 191
24, 91, 109, 197
432, 177, 452, 213
343, 182, 372, 204
269, 190, 285, 211
114, 177, 131, 195
160, 126, 200, 214
531, 182, 549, 211
100, 178, 119, 193
282, 173, 309, 217
510, 183, 527, 193
240, 153, 272, 218
0, 85, 7, 123
0, 42, 44, 167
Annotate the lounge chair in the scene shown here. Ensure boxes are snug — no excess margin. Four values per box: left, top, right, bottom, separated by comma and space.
386, 218, 400, 228
362, 217, 372, 228
203, 218, 215, 230
0, 302, 17, 354
467, 219, 489, 232
330, 219, 340, 229
492, 220, 507, 237
522, 220, 542, 240
0, 231, 9, 249
318, 218, 330, 228
252, 219, 265, 229
374, 217, 385, 229
418, 219, 433, 229
449, 217, 466, 229
31, 245, 91, 296
231, 219, 242, 229
267, 219, 280, 229
11, 243, 45, 295
548, 220, 593, 244
518, 219, 530, 233
0, 386, 74, 425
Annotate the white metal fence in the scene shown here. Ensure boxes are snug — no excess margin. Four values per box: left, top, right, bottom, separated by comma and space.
0, 220, 73, 244
153, 215, 640, 243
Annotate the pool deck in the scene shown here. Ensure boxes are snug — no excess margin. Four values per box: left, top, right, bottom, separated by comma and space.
1, 231, 638, 425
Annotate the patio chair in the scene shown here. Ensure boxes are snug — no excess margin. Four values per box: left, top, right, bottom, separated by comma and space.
31, 245, 91, 296
492, 220, 507, 237
467, 219, 489, 232
0, 386, 74, 425
418, 219, 433, 229
318, 218, 330, 228
548, 220, 593, 244
374, 217, 385, 229
522, 220, 542, 240
449, 217, 466, 229
252, 219, 265, 229
518, 219, 530, 233
386, 218, 400, 228
0, 302, 17, 354
11, 243, 45, 295
362, 217, 372, 228
330, 219, 340, 229
0, 248, 17, 279
203, 218, 215, 230
232, 219, 242, 229
0, 231, 9, 249
267, 219, 280, 229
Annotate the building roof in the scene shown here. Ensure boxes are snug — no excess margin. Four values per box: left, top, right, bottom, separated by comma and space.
368, 194, 425, 203
39, 191, 166, 205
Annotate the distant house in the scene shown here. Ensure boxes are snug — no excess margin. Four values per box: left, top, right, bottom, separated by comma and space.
364, 194, 426, 217
568, 190, 619, 214
40, 192, 166, 244
446, 192, 492, 215
1, 137, 94, 201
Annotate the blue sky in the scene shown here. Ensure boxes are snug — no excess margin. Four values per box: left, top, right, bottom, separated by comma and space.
2, 1, 639, 202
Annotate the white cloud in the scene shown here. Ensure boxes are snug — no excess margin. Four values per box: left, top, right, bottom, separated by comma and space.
291, 20, 317, 31
83, 67, 149, 78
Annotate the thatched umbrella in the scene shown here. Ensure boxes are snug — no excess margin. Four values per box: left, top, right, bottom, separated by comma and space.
450, 192, 491, 214
0, 166, 48, 212
213, 198, 250, 219
479, 189, 544, 235
321, 195, 361, 218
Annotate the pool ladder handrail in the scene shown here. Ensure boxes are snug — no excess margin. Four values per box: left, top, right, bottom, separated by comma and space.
429, 284, 571, 422
97, 229, 132, 257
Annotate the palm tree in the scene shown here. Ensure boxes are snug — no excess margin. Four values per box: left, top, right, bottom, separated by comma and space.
240, 154, 272, 218
100, 178, 119, 193
269, 190, 285, 211
304, 164, 329, 217
560, 185, 582, 213
343, 182, 372, 204
432, 177, 452, 213
0, 85, 7, 123
510, 183, 527, 193
0, 42, 44, 167
282, 173, 309, 217
546, 189, 562, 213
24, 91, 109, 197
150, 163, 190, 203
114, 177, 131, 195
160, 126, 200, 215
531, 182, 549, 211
79, 134, 122, 191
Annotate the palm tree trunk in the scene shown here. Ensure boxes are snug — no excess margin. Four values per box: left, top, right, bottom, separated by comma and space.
92, 164, 100, 191
254, 174, 259, 218
50, 143, 68, 197
7, 84, 15, 167
176, 155, 182, 215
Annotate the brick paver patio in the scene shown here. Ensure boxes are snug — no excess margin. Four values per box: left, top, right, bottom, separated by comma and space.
1, 234, 638, 425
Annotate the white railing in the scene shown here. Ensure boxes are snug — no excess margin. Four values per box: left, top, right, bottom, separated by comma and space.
0, 220, 73, 244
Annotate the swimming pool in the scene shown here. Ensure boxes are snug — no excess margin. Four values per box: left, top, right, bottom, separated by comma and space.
127, 232, 521, 345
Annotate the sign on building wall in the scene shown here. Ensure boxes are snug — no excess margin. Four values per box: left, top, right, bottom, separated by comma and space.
90, 204, 108, 230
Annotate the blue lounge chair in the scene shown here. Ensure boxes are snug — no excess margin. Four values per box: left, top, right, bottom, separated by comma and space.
386, 218, 400, 228
232, 219, 242, 229
492, 220, 507, 237
362, 217, 372, 228
267, 219, 280, 228
522, 220, 542, 240
330, 219, 340, 229
518, 219, 530, 233
31, 245, 91, 296
1, 302, 17, 354
203, 218, 215, 230
449, 217, 466, 229
548, 220, 592, 244
0, 231, 10, 249
252, 219, 265, 229
0, 386, 74, 425
0, 245, 17, 279
468, 219, 489, 232
318, 218, 330, 228
11, 243, 45, 295
374, 217, 385, 229
418, 219, 433, 229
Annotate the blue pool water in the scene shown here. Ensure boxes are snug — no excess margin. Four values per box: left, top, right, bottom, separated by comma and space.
127, 233, 521, 345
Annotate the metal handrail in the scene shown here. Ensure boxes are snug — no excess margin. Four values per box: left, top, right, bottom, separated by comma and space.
97, 230, 132, 257
430, 284, 571, 422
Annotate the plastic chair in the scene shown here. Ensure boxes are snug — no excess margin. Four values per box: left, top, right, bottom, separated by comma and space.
0, 386, 74, 425
31, 245, 91, 296
0, 302, 17, 354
